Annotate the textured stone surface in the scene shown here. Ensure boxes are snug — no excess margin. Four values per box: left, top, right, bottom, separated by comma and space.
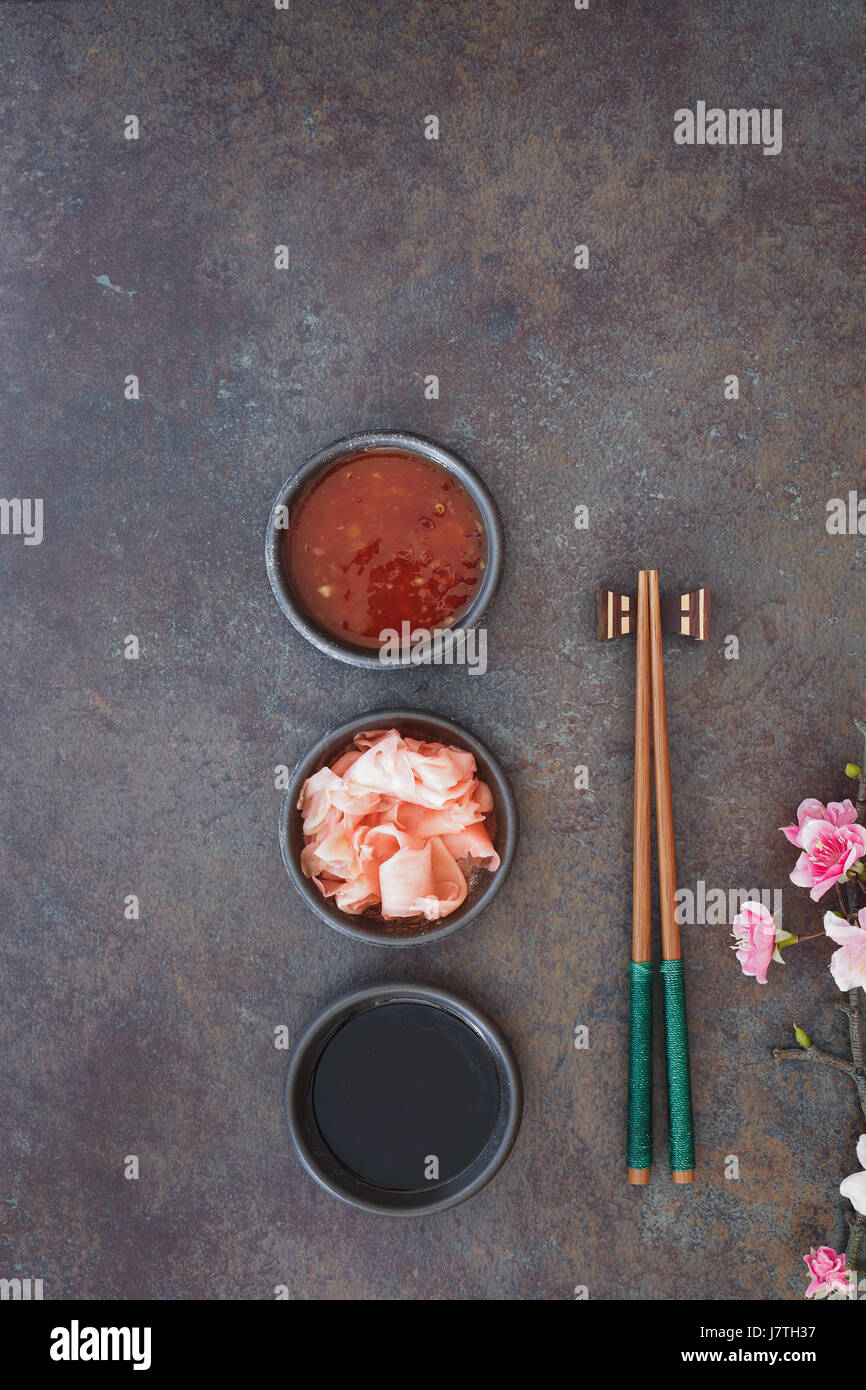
1, 0, 864, 1301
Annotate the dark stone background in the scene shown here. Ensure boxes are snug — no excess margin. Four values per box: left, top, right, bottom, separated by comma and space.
1, 0, 864, 1301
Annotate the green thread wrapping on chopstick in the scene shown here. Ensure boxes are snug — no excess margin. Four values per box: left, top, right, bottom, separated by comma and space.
660, 959, 695, 1172
627, 960, 653, 1169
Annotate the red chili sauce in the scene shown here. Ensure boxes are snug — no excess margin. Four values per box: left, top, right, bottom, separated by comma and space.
285, 449, 486, 649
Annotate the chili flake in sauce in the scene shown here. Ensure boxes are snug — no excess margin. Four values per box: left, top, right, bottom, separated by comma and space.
286, 449, 486, 649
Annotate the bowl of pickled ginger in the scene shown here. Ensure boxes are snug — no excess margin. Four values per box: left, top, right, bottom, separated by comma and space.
280, 709, 517, 945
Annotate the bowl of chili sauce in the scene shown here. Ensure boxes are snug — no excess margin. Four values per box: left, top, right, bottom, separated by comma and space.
265, 431, 503, 666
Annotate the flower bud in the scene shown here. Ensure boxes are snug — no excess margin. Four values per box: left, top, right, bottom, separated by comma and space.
845, 763, 861, 778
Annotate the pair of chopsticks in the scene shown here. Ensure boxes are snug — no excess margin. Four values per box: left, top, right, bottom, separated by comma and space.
628, 569, 695, 1185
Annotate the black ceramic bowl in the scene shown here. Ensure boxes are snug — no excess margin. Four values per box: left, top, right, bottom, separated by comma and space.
284, 982, 523, 1216
265, 429, 504, 667
280, 708, 517, 947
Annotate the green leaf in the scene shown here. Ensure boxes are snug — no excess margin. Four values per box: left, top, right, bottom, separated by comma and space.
845, 763, 861, 778
794, 1026, 811, 1050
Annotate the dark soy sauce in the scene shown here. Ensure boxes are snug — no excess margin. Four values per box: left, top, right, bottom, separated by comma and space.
312, 1002, 501, 1192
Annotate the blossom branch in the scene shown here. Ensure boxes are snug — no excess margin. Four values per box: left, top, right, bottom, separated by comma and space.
846, 1211, 866, 1276
840, 719, 866, 1275
854, 718, 866, 820
836, 880, 856, 923
837, 995, 864, 1074
773, 1041, 866, 1117
837, 719, 866, 1118
765, 722, 866, 1292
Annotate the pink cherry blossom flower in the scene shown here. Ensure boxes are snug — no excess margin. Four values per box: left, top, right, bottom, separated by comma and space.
781, 798, 857, 847
782, 798, 857, 846
788, 818, 866, 901
822, 909, 866, 992
731, 901, 786, 984
840, 1135, 866, 1217
803, 1246, 849, 1298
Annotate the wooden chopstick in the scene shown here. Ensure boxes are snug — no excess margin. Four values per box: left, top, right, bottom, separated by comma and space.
648, 569, 695, 1183
627, 570, 653, 1185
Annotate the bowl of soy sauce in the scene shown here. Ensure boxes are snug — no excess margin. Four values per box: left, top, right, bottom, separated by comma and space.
284, 982, 522, 1215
